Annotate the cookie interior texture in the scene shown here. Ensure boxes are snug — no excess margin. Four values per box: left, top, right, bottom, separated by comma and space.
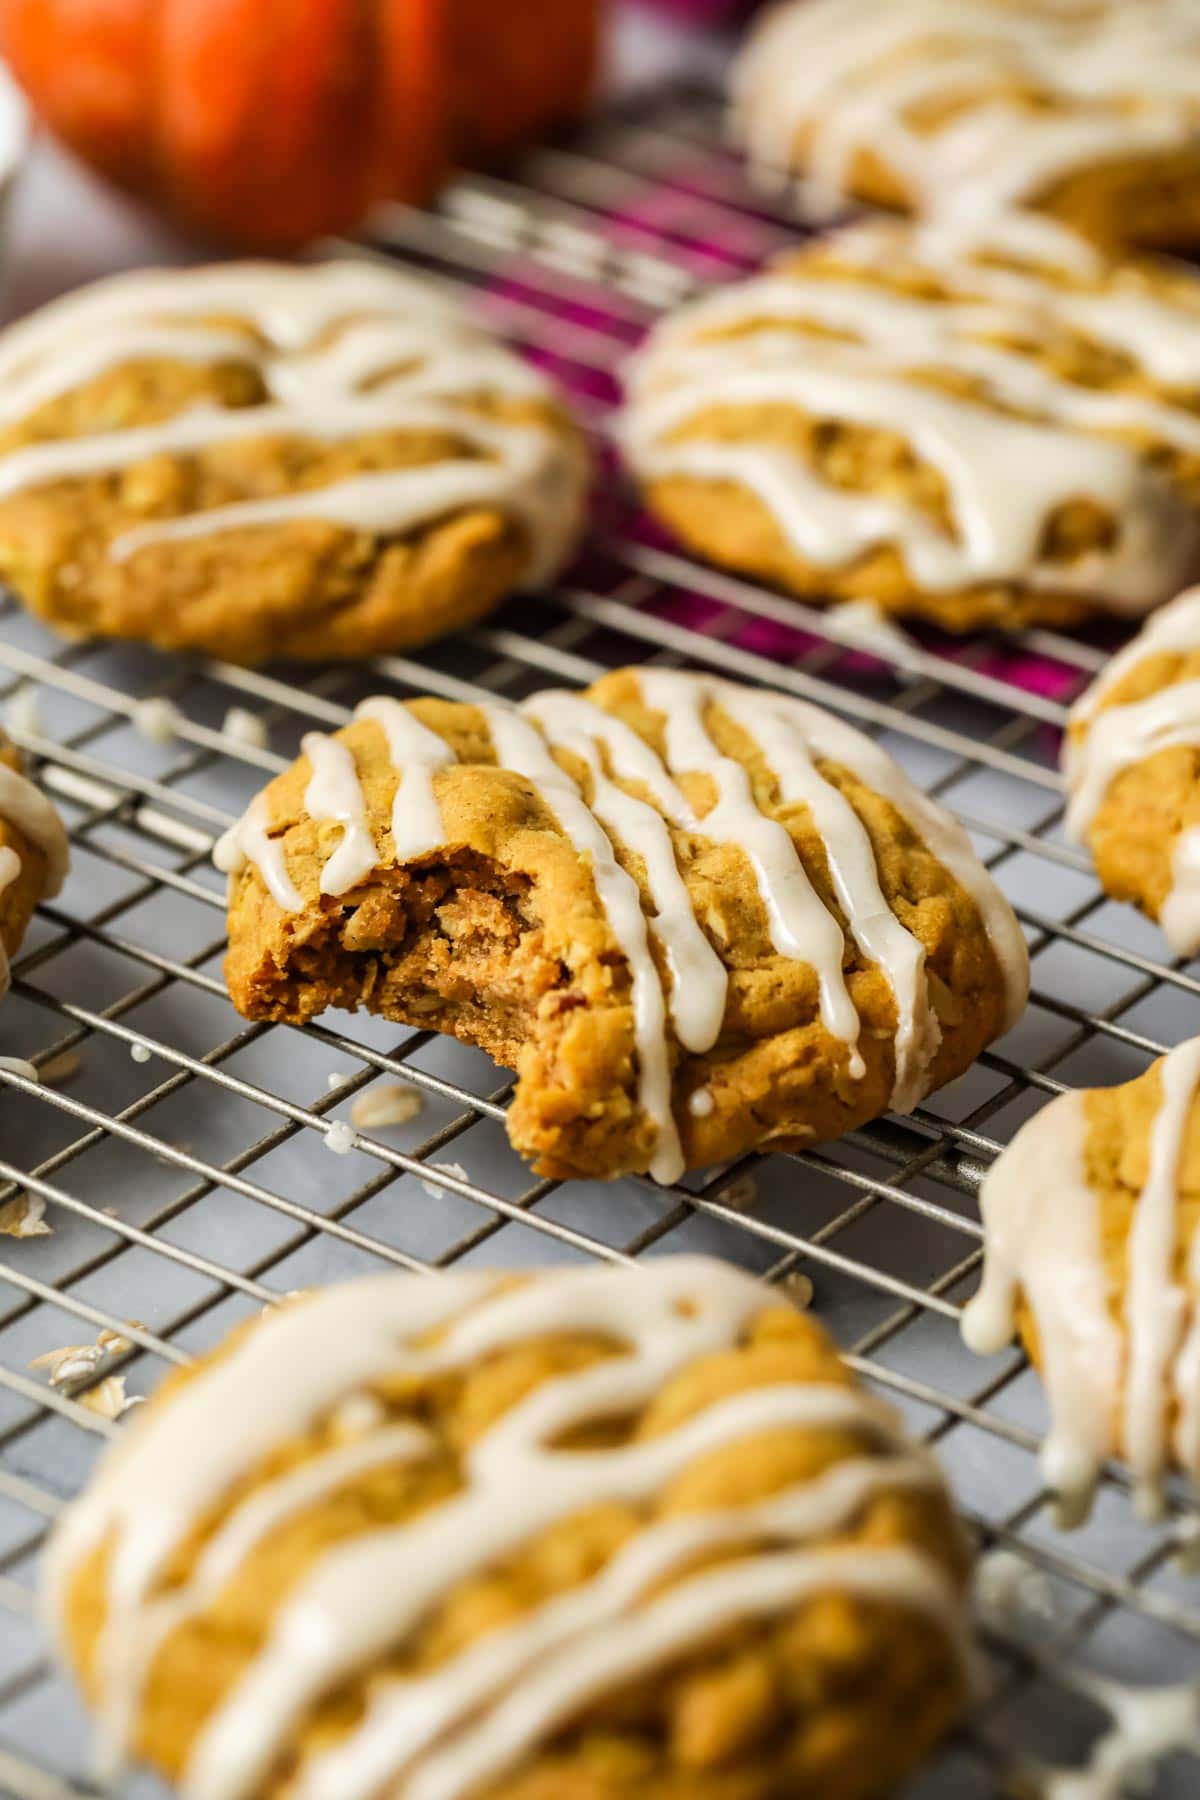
1065, 584, 1200, 956
219, 668, 1026, 1182
48, 1259, 972, 1800
0, 262, 587, 664
733, 0, 1200, 250
964, 1041, 1200, 1522
622, 217, 1200, 631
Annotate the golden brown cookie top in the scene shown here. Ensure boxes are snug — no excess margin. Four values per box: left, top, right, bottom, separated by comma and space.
622, 217, 1200, 619
734, 0, 1200, 234
1065, 583, 1200, 952
962, 1038, 1200, 1525
46, 1257, 972, 1799
216, 668, 1028, 1182
0, 259, 586, 590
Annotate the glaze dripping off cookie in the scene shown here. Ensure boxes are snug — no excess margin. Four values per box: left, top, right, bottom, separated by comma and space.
215, 668, 1028, 1182
963, 1040, 1200, 1525
1065, 584, 1200, 958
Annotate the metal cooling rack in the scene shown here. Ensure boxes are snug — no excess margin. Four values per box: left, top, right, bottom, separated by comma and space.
0, 77, 1197, 1800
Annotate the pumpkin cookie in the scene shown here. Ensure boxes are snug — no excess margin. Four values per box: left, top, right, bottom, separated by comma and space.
0, 729, 69, 994
963, 1039, 1200, 1524
1065, 585, 1200, 958
621, 217, 1200, 631
216, 668, 1028, 1182
0, 260, 587, 665
46, 1257, 974, 1799
734, 0, 1200, 251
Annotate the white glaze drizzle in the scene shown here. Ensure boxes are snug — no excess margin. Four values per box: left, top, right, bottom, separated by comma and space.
355, 697, 455, 863
1065, 586, 1200, 955
213, 794, 303, 913
624, 226, 1200, 615
1163, 828, 1200, 966
43, 1259, 968, 1800
301, 734, 380, 898
523, 692, 728, 1056
94, 1422, 435, 1778
709, 684, 939, 1110
963, 1038, 1200, 1522
481, 702, 686, 1184
1044, 1679, 1200, 1800
1123, 1037, 1200, 1516
357, 1544, 960, 1800
0, 323, 258, 428
734, 0, 1200, 235
636, 671, 865, 1077
215, 674, 1027, 1178
0, 260, 583, 587
640, 672, 1029, 1032
961, 1092, 1120, 1524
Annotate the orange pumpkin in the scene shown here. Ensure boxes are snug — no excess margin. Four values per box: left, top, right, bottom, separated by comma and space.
450, 0, 601, 157
0, 0, 602, 247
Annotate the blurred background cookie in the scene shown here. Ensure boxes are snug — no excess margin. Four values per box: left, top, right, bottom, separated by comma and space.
1066, 584, 1200, 958
0, 259, 588, 664
622, 216, 1200, 630
48, 1257, 974, 1799
963, 1039, 1200, 1525
734, 0, 1200, 251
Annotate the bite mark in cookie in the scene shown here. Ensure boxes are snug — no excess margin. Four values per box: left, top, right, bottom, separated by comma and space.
623, 218, 1200, 630
0, 261, 587, 664
1065, 584, 1200, 956
216, 669, 1028, 1182
963, 1039, 1200, 1525
47, 1258, 973, 1800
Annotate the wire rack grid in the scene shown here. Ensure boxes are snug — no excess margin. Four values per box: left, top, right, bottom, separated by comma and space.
0, 77, 1196, 1800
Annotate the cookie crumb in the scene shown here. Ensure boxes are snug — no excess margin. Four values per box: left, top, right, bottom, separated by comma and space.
0, 1190, 50, 1236
780, 1271, 814, 1310
78, 1376, 142, 1420
420, 1161, 469, 1199
325, 1120, 358, 1156
132, 697, 182, 746
351, 1083, 423, 1131
0, 1056, 39, 1083
975, 1549, 1054, 1629
5, 686, 40, 737
221, 706, 269, 752
30, 1327, 135, 1387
